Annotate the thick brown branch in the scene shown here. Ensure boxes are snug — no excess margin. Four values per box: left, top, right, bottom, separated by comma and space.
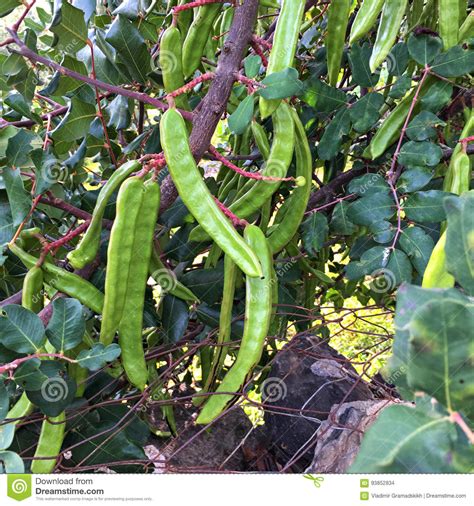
160, 0, 260, 212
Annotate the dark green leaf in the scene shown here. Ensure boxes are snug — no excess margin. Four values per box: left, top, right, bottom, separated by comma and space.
330, 201, 357, 235
106, 95, 132, 131
403, 190, 451, 222
259, 68, 304, 100
13, 358, 47, 390
347, 193, 395, 226
244, 55, 261, 79
301, 213, 329, 256
406, 111, 445, 141
444, 192, 474, 295
420, 79, 453, 113
5, 129, 38, 167
46, 298, 86, 353
387, 43, 409, 76
399, 227, 435, 276
349, 93, 385, 133
398, 140, 443, 168
408, 298, 474, 416
51, 98, 96, 142
161, 295, 189, 343
26, 374, 76, 417
432, 46, 474, 77
397, 167, 433, 193
318, 108, 351, 160
76, 343, 122, 370
348, 173, 390, 197
228, 95, 254, 135
4, 92, 40, 122
407, 33, 442, 65
302, 78, 347, 112
0, 305, 45, 354
2, 167, 31, 226
388, 74, 412, 99
0, 0, 21, 18
105, 15, 151, 84
49, 0, 88, 54
348, 43, 379, 87
350, 404, 463, 473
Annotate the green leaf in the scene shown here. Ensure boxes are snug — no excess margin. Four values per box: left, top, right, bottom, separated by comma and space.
420, 79, 452, 113
0, 382, 8, 422
0, 195, 14, 255
318, 108, 351, 160
403, 190, 452, 222
76, 343, 121, 370
0, 305, 45, 354
4, 92, 41, 123
388, 74, 412, 99
50, 55, 88, 96
387, 43, 409, 76
444, 192, 474, 295
407, 33, 442, 65
259, 68, 304, 100
397, 167, 433, 193
2, 167, 31, 226
302, 78, 347, 112
0, 423, 16, 451
51, 98, 96, 142
406, 111, 445, 142
0, 0, 20, 18
13, 358, 48, 390
348, 173, 390, 197
330, 201, 357, 235
244, 55, 261, 79
301, 213, 329, 256
228, 95, 255, 135
31, 150, 64, 195
387, 284, 465, 398
0, 451, 24, 472
432, 46, 474, 77
26, 374, 76, 417
5, 129, 38, 167
348, 43, 379, 87
106, 95, 132, 131
0, 126, 19, 159
385, 248, 412, 286
46, 298, 86, 353
162, 295, 190, 343
49, 0, 88, 54
407, 299, 474, 416
105, 15, 151, 84
349, 93, 385, 133
347, 192, 395, 226
399, 227, 435, 276
398, 141, 443, 168
350, 404, 462, 473
346, 246, 387, 280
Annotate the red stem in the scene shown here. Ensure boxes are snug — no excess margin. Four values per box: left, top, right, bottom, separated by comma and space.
173, 0, 227, 14
213, 196, 248, 228
6, 30, 193, 122
209, 145, 295, 182
44, 220, 91, 255
166, 72, 215, 99
0, 353, 77, 376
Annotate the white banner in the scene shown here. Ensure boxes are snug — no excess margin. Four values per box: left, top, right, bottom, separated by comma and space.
1, 473, 472, 505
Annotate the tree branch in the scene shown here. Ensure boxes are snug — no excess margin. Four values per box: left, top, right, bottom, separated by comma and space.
160, 0, 260, 212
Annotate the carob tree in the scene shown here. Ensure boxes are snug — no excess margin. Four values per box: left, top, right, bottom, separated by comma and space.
0, 0, 473, 474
